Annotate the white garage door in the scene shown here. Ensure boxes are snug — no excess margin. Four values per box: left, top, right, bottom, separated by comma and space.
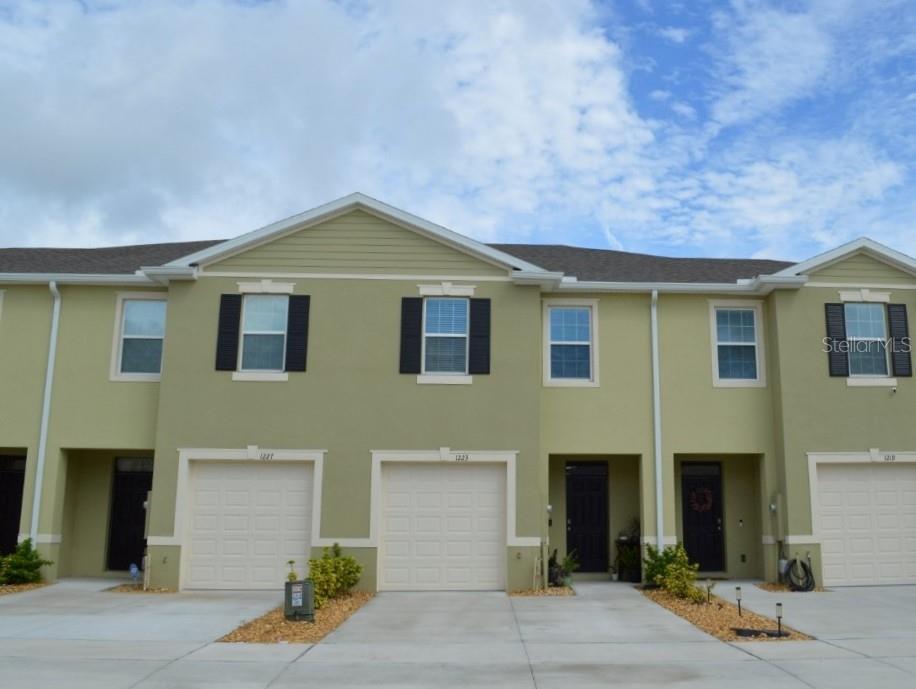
379, 462, 506, 591
816, 463, 916, 586
185, 461, 312, 589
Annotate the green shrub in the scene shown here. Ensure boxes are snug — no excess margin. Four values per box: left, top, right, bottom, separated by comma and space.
0, 539, 52, 584
643, 545, 678, 587
658, 544, 704, 603
308, 543, 362, 609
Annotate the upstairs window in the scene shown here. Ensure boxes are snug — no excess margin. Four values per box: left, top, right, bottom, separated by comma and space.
545, 301, 598, 385
845, 303, 889, 376
423, 297, 468, 374
116, 297, 167, 378
240, 295, 288, 371
710, 302, 765, 387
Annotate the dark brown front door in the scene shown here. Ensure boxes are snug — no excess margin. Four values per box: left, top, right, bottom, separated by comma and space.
566, 462, 608, 572
681, 462, 724, 571
107, 458, 153, 571
0, 456, 26, 555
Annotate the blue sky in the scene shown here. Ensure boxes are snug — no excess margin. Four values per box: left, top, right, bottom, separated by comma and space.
0, 0, 913, 261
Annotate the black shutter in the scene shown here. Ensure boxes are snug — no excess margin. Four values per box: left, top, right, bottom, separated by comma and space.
468, 298, 491, 375
285, 295, 310, 372
215, 294, 242, 371
399, 298, 423, 374
824, 303, 848, 377
887, 304, 912, 377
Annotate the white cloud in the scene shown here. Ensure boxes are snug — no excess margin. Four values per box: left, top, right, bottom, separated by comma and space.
670, 101, 696, 119
657, 26, 689, 43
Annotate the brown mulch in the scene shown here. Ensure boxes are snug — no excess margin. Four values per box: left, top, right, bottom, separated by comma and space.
756, 582, 826, 593
0, 583, 47, 596
107, 583, 175, 594
219, 592, 373, 644
643, 588, 811, 642
510, 586, 575, 597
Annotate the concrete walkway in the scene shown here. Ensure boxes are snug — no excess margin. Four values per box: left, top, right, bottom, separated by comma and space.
1, 579, 915, 687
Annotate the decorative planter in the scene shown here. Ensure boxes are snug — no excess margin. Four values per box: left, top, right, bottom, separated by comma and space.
284, 579, 315, 621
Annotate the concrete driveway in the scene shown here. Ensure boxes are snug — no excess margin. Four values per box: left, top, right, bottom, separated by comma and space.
2, 579, 915, 688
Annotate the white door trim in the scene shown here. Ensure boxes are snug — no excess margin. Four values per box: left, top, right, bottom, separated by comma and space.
370, 448, 539, 549
147, 446, 336, 550
807, 449, 916, 545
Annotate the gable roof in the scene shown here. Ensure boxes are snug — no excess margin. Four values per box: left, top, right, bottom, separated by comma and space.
490, 244, 792, 283
0, 240, 222, 275
165, 193, 546, 274
769, 237, 916, 278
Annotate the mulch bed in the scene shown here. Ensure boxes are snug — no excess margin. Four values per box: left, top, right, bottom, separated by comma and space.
107, 583, 175, 594
219, 592, 373, 644
643, 588, 810, 642
510, 586, 575, 597
0, 583, 47, 596
756, 582, 826, 593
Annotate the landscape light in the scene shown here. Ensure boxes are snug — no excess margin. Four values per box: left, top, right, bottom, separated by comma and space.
736, 586, 742, 617
776, 602, 783, 637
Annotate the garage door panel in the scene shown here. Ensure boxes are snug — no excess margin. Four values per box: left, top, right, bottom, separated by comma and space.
816, 463, 916, 586
185, 461, 313, 590
379, 463, 506, 591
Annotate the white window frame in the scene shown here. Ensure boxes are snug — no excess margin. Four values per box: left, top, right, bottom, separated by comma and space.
419, 296, 471, 383
110, 292, 167, 382
543, 299, 599, 387
709, 300, 766, 388
842, 300, 893, 384
236, 294, 289, 377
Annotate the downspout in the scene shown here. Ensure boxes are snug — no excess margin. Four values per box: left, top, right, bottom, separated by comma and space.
29, 281, 61, 543
650, 290, 664, 551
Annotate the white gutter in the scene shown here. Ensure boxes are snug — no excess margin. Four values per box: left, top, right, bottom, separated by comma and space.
0, 273, 153, 286
30, 281, 61, 543
650, 290, 664, 550
543, 275, 807, 294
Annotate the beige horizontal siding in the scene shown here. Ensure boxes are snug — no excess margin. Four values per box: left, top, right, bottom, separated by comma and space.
811, 253, 914, 284
208, 210, 507, 276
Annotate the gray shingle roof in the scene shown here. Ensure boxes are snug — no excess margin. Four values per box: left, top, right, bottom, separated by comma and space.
0, 240, 223, 274
0, 238, 792, 283
490, 244, 792, 283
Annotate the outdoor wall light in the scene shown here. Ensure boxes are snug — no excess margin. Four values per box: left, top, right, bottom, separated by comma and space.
735, 586, 742, 617
546, 504, 553, 514
776, 602, 783, 637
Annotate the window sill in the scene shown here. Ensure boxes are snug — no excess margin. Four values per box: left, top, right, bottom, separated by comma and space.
416, 374, 473, 385
110, 373, 161, 382
232, 371, 289, 382
846, 377, 898, 387
543, 378, 599, 388
712, 378, 766, 388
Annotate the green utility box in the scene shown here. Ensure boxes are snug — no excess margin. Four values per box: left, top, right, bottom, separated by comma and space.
284, 580, 315, 621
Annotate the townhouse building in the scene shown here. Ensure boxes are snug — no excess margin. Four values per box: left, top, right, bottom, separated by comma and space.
1, 194, 913, 591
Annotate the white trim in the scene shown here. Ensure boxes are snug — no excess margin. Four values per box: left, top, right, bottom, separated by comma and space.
651, 290, 664, 553
0, 290, 4, 323
542, 298, 599, 387
761, 535, 776, 545
771, 237, 916, 278
846, 376, 897, 387
368, 448, 539, 549
785, 535, 819, 544
708, 300, 766, 388
546, 275, 808, 295
807, 450, 916, 548
237, 280, 295, 294
839, 289, 890, 303
203, 270, 511, 283
641, 536, 678, 546
418, 282, 476, 297
231, 371, 289, 382
806, 281, 916, 290
416, 374, 473, 385
166, 193, 545, 274
109, 292, 168, 382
